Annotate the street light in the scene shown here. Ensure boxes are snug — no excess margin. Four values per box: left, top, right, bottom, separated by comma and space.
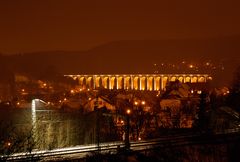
134, 101, 138, 106
126, 109, 131, 115
125, 109, 131, 150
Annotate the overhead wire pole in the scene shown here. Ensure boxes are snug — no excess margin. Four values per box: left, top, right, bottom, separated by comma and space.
97, 110, 100, 152
94, 96, 101, 153
125, 109, 131, 150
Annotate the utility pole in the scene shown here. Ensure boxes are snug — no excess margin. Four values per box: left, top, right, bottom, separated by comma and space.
198, 91, 208, 130
96, 109, 100, 152
125, 109, 131, 150
94, 96, 100, 152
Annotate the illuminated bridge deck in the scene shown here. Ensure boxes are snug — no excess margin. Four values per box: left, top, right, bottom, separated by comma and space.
65, 74, 212, 91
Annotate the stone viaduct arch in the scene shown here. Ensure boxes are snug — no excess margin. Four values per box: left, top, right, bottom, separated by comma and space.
65, 74, 212, 91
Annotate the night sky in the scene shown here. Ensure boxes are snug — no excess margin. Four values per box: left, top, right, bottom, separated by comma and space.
0, 0, 240, 54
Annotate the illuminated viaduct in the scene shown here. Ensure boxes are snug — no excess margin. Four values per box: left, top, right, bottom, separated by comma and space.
65, 74, 212, 91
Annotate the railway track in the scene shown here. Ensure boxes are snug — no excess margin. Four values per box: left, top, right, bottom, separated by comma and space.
2, 128, 240, 161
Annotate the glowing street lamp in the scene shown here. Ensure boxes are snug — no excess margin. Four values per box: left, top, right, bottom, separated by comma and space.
126, 109, 131, 115
120, 120, 124, 124
134, 101, 138, 106
189, 64, 194, 68
125, 108, 131, 149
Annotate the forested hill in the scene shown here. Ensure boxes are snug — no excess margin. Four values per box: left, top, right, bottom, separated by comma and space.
1, 36, 240, 85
